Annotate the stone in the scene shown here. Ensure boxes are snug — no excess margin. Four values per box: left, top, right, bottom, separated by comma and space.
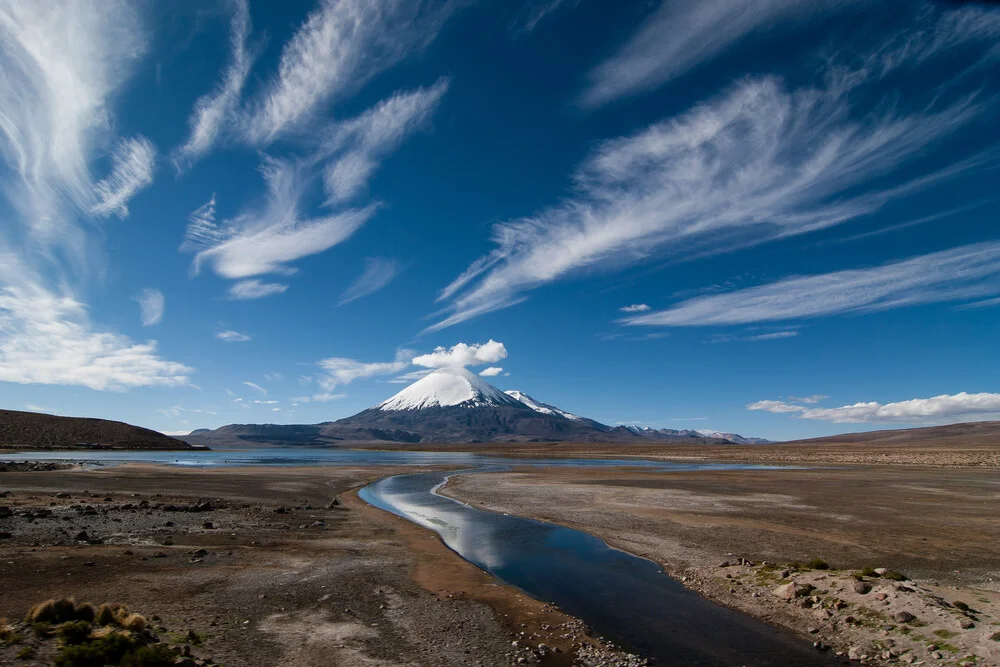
959, 618, 975, 629
772, 582, 813, 600
874, 592, 888, 601
848, 646, 862, 661
875, 568, 889, 575
73, 530, 89, 542
328, 498, 340, 508
853, 580, 872, 594
894, 611, 916, 624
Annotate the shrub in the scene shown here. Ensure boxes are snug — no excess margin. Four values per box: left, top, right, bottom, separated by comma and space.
74, 603, 96, 623
16, 646, 35, 660
26, 599, 56, 624
95, 604, 118, 627
0, 618, 22, 645
120, 644, 178, 667
882, 570, 908, 581
122, 613, 146, 633
860, 567, 880, 578
27, 598, 89, 624
32, 622, 51, 638
58, 620, 93, 645
953, 601, 970, 612
53, 632, 136, 667
807, 558, 830, 570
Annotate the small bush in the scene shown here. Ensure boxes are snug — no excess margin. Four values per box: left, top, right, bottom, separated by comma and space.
0, 618, 22, 645
58, 620, 94, 645
882, 570, 908, 581
53, 631, 136, 667
807, 558, 830, 570
122, 613, 146, 633
32, 622, 51, 638
120, 644, 178, 667
16, 645, 35, 660
933, 629, 958, 639
860, 567, 880, 578
26, 599, 56, 624
953, 601, 970, 612
95, 604, 118, 627
74, 603, 96, 623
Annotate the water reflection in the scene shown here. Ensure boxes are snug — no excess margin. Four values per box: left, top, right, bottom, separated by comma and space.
361, 469, 836, 667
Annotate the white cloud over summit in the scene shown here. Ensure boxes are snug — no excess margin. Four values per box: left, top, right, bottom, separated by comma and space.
412, 340, 508, 368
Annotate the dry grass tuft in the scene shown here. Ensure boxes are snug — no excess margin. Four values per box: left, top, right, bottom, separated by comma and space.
121, 613, 147, 633
95, 603, 119, 626
25, 599, 56, 624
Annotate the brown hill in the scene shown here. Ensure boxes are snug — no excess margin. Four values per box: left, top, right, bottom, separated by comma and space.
782, 420, 1000, 447
0, 409, 194, 450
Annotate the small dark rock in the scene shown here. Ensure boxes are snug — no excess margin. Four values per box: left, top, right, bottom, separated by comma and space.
853, 580, 872, 594
894, 611, 917, 624
73, 530, 90, 542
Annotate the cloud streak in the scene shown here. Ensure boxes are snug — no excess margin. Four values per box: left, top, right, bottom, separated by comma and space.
624, 242, 1000, 327
216, 329, 251, 342
241, 0, 462, 145
321, 78, 449, 203
579, 0, 847, 108
135, 288, 164, 327
748, 392, 1000, 424
91, 136, 157, 218
433, 70, 985, 330
173, 0, 253, 166
182, 160, 376, 284
338, 257, 401, 305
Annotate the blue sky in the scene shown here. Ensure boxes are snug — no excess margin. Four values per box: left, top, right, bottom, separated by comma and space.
1, 0, 999, 441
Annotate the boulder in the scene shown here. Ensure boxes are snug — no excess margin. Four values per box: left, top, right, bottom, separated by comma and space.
853, 580, 872, 594
893, 611, 916, 624
959, 618, 975, 630
772, 582, 813, 600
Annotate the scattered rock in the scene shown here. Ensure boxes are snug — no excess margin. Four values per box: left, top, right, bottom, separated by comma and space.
959, 618, 975, 630
853, 580, 872, 594
894, 611, 917, 624
772, 582, 814, 600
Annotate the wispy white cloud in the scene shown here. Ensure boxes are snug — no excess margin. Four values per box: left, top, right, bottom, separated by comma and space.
173, 0, 253, 167
619, 303, 650, 313
789, 394, 829, 404
182, 160, 376, 283
253, 399, 278, 405
228, 279, 289, 300
321, 79, 449, 203
434, 66, 985, 330
0, 283, 191, 391
216, 329, 251, 342
241, 0, 462, 145
579, 0, 851, 108
512, 0, 576, 35
749, 392, 1000, 424
242, 381, 267, 394
338, 257, 400, 305
479, 366, 504, 376
708, 330, 799, 343
385, 368, 434, 384
135, 288, 164, 327
412, 340, 507, 368
624, 242, 1000, 327
91, 136, 157, 218
315, 349, 412, 391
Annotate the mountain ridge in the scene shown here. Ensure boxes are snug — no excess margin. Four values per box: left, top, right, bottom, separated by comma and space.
182, 368, 766, 447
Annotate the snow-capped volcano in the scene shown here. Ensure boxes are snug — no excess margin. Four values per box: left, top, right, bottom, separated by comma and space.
504, 390, 581, 421
378, 367, 523, 411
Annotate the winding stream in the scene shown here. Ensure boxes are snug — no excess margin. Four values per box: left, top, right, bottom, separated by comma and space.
360, 467, 837, 667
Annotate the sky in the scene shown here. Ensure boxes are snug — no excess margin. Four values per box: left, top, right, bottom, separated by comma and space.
1, 0, 999, 442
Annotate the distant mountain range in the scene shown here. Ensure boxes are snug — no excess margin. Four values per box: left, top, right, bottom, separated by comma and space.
0, 409, 193, 450
182, 367, 770, 447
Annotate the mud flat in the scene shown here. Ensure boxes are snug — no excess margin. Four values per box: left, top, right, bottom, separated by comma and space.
0, 464, 632, 666
443, 465, 1000, 665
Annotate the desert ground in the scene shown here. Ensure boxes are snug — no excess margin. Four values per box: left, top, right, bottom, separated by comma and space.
443, 463, 1000, 666
0, 464, 637, 667
2, 442, 999, 666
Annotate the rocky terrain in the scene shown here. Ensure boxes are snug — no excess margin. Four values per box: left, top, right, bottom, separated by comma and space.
0, 410, 193, 451
0, 463, 641, 666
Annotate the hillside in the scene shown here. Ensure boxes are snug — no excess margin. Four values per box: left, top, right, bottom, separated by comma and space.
0, 409, 195, 450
